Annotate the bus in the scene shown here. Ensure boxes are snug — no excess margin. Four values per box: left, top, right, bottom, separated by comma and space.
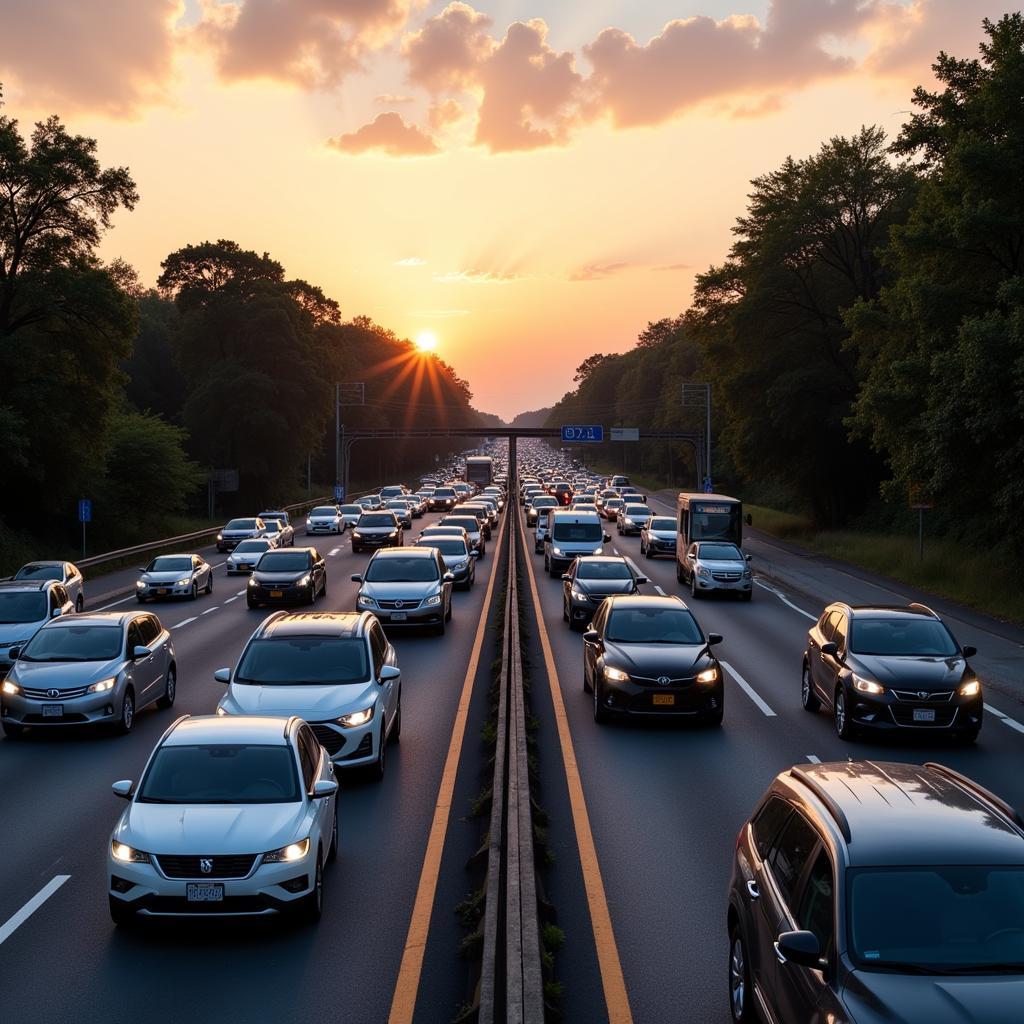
675, 492, 750, 555
465, 456, 493, 489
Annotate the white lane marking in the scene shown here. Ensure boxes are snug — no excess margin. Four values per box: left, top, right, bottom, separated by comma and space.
235, 590, 245, 596
0, 875, 71, 946
753, 579, 816, 621
612, 547, 619, 555
224, 596, 239, 604
95, 595, 136, 611
721, 660, 777, 717
806, 754, 822, 764
329, 548, 341, 557
201, 606, 219, 615
173, 617, 197, 629
654, 585, 666, 596
985, 703, 1024, 734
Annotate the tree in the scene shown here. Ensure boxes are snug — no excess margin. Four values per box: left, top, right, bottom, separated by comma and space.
123, 292, 187, 423
573, 353, 608, 384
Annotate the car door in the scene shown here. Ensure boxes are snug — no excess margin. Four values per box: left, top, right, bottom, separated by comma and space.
298, 725, 332, 840
809, 611, 840, 695
437, 553, 451, 613
64, 564, 83, 607
583, 602, 608, 679
369, 623, 396, 729
311, 549, 325, 590
821, 612, 849, 702
133, 616, 163, 699
144, 614, 171, 691
684, 543, 699, 583
563, 561, 577, 603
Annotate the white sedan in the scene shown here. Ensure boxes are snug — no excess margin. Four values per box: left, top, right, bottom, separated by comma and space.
108, 715, 337, 924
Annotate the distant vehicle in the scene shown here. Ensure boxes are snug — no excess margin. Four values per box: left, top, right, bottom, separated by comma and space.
601, 497, 625, 522
217, 517, 267, 552
727, 760, 1024, 1024
384, 500, 414, 530
136, 554, 214, 602
225, 538, 275, 574
14, 561, 85, 612
352, 548, 454, 635
452, 502, 492, 539
640, 516, 678, 559
107, 715, 338, 924
562, 556, 647, 631
305, 505, 344, 535
481, 485, 505, 512
465, 456, 494, 489
552, 483, 574, 506
0, 579, 76, 674
582, 594, 724, 724
616, 503, 652, 536
351, 512, 403, 553
675, 493, 749, 555
355, 495, 383, 511
261, 515, 295, 548
338, 503, 364, 529
247, 547, 327, 608
543, 511, 610, 577
414, 535, 478, 589
678, 541, 752, 601
801, 602, 982, 743
428, 487, 459, 512
258, 510, 292, 529
2, 610, 175, 737
440, 515, 485, 557
609, 474, 630, 489
216, 611, 401, 778
379, 485, 410, 500
527, 494, 558, 528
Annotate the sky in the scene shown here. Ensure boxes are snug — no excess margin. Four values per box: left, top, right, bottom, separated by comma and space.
0, 0, 999, 419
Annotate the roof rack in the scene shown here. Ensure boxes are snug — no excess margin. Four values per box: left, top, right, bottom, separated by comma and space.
788, 766, 852, 841
923, 762, 1024, 832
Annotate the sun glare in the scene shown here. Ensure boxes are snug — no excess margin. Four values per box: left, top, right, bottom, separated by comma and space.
415, 331, 438, 352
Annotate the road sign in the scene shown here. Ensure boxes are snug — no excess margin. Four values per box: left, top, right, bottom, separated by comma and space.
908, 482, 934, 510
333, 484, 345, 501
703, 478, 714, 494
78, 499, 92, 523
610, 427, 639, 442
210, 468, 239, 492
561, 424, 604, 443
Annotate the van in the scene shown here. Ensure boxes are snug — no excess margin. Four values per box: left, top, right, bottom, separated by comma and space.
543, 511, 611, 577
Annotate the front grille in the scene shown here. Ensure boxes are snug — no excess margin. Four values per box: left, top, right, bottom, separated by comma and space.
310, 723, 346, 755
632, 675, 694, 686
22, 685, 89, 699
257, 581, 293, 590
711, 571, 742, 582
156, 855, 257, 879
378, 599, 422, 610
892, 689, 954, 703
888, 706, 959, 728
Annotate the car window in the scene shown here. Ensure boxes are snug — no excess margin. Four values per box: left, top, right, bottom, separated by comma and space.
297, 728, 320, 790
126, 621, 144, 654
369, 625, 387, 677
769, 812, 820, 911
796, 847, 835, 955
751, 796, 793, 861
138, 616, 160, 647
833, 613, 849, 652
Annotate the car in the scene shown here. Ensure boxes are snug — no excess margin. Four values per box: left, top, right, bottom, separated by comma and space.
452, 502, 492, 539
582, 595, 724, 724
355, 495, 383, 511
1, 610, 175, 737
428, 487, 459, 512
352, 547, 454, 635
216, 611, 401, 777
801, 603, 983, 742
419, 524, 471, 543
414, 535, 478, 589
527, 495, 558, 528
384, 500, 414, 530
474, 495, 501, 526
14, 561, 85, 612
136, 554, 214, 602
639, 516, 678, 559
262, 515, 295, 548
351, 512, 403, 553
727, 759, 1024, 1024
247, 548, 327, 608
217, 517, 268, 552
678, 540, 753, 600
379, 484, 409, 500
0, 579, 76, 674
621, 487, 648, 503
544, 511, 611, 577
482, 486, 505, 512
534, 511, 553, 553
305, 505, 344, 535
337, 503, 365, 529
440, 515, 485, 558
562, 556, 647, 631
403, 495, 427, 518
107, 714, 338, 924
616, 503, 652, 536
601, 497, 625, 522
225, 538, 276, 574
552, 482, 574, 506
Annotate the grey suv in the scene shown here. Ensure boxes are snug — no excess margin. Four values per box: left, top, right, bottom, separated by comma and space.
0, 580, 75, 673
679, 540, 753, 600
728, 760, 1024, 1023
352, 548, 454, 635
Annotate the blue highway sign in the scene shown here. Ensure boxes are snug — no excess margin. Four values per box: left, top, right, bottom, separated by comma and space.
561, 424, 604, 443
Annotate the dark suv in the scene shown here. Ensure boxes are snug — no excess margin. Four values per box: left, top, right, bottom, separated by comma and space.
728, 760, 1024, 1023
802, 603, 982, 743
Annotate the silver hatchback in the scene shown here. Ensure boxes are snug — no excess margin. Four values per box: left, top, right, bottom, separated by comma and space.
352, 548, 454, 635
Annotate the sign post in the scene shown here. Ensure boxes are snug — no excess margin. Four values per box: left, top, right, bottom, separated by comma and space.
78, 498, 92, 558
908, 484, 934, 562
560, 424, 604, 443
333, 484, 345, 503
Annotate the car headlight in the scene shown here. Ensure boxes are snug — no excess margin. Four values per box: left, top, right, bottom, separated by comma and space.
216, 534, 223, 541
425, 594, 442, 606
592, 547, 603, 555
453, 561, 467, 571
338, 706, 375, 728
136, 580, 146, 589
552, 547, 564, 557
388, 531, 398, 538
696, 667, 719, 684
604, 666, 629, 682
743, 570, 752, 578
176, 577, 191, 586
570, 589, 587, 601
111, 841, 151, 864
262, 837, 310, 863
298, 575, 311, 587
248, 577, 258, 587
697, 567, 711, 578
357, 594, 376, 607
352, 532, 362, 539
87, 677, 116, 694
852, 674, 885, 696
2, 680, 21, 695
624, 518, 634, 526
306, 519, 313, 526
959, 679, 981, 697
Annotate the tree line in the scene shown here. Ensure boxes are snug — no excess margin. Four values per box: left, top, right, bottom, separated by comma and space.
547, 14, 1024, 546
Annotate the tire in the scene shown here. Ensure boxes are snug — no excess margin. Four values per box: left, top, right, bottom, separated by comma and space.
563, 598, 570, 622
691, 575, 700, 600
704, 707, 724, 727
644, 545, 654, 560
76, 595, 85, 612
390, 691, 402, 743
206, 573, 213, 595
435, 614, 446, 637
156, 666, 176, 710
741, 590, 752, 602
801, 662, 821, 712
444, 597, 452, 622
583, 662, 592, 693
306, 584, 316, 606
593, 678, 610, 724
190, 582, 198, 601
834, 686, 855, 740
299, 852, 324, 923
957, 729, 980, 746
2, 722, 25, 739
136, 595, 146, 604
109, 896, 136, 927
370, 725, 387, 780
676, 560, 684, 583
319, 578, 327, 600
247, 599, 258, 610
115, 689, 135, 735
544, 554, 550, 573
327, 800, 338, 863
728, 925, 755, 1023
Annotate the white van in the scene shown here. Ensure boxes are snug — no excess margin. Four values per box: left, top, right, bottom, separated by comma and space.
543, 511, 611, 577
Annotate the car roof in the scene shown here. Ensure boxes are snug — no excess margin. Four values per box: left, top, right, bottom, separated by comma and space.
549, 510, 602, 521
604, 594, 686, 610
44, 611, 132, 626
371, 547, 437, 559
259, 610, 368, 638
830, 603, 941, 621
18, 560, 66, 569
0, 579, 51, 592
165, 714, 296, 747
574, 556, 629, 566
783, 761, 1024, 866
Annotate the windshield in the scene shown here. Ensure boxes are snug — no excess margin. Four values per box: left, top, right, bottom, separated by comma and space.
434, 488, 456, 498
264, 518, 286, 529
416, 539, 467, 556
234, 540, 270, 553
386, 503, 408, 511
606, 607, 703, 644
14, 564, 62, 581
533, 497, 556, 507
850, 618, 959, 657
850, 866, 1024, 972
139, 744, 301, 804
339, 505, 362, 514
552, 522, 603, 542
650, 518, 676, 531
256, 552, 311, 572
20, 624, 123, 662
0, 592, 48, 624
147, 556, 193, 573
358, 514, 397, 528
235, 636, 369, 684
688, 503, 741, 542
698, 543, 743, 560
311, 507, 337, 517
365, 557, 439, 583
577, 562, 632, 581
422, 528, 463, 538
225, 519, 257, 530
444, 518, 479, 534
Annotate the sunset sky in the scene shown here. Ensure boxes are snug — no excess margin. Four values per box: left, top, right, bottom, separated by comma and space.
0, 1, 997, 419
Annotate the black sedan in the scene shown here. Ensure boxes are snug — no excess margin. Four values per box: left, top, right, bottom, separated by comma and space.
582, 595, 723, 724
247, 547, 327, 609
562, 556, 647, 631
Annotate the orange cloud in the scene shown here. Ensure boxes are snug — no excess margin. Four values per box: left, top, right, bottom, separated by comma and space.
404, 1, 494, 92
328, 112, 439, 156
429, 98, 465, 130
433, 269, 520, 283
569, 262, 630, 281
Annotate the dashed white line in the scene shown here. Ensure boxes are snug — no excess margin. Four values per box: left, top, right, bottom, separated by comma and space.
721, 660, 776, 717
984, 703, 1024, 734
806, 754, 822, 764
224, 595, 239, 604
95, 595, 136, 611
0, 875, 71, 946
654, 585, 666, 596
329, 548, 341, 557
753, 579, 816, 621
235, 590, 245, 597
172, 617, 197, 629
201, 606, 219, 615
612, 547, 619, 555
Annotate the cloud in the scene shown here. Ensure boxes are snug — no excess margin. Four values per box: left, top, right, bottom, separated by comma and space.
0, 0, 182, 116
394, 256, 427, 266
729, 95, 785, 119
327, 112, 439, 156
403, 1, 494, 92
375, 93, 416, 104
652, 262, 692, 272
569, 261, 630, 281
429, 98, 465, 130
409, 308, 471, 317
433, 269, 520, 284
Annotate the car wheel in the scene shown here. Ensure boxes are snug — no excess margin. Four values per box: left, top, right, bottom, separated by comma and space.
206, 573, 213, 594
801, 662, 820, 712
156, 666, 176, 710
563, 598, 570, 622
583, 662, 592, 692
109, 895, 136, 927
728, 926, 754, 1023
957, 729, 980, 746
246, 599, 258, 609
299, 852, 324, 923
704, 706, 724, 727
445, 597, 452, 622
190, 581, 198, 601
741, 590, 752, 602
306, 584, 316, 606
370, 725, 387, 780
593, 678, 610, 724
544, 554, 550, 573
435, 614, 446, 637
676, 561, 684, 583
327, 801, 339, 863
2, 722, 25, 739
320, 577, 327, 600
136, 595, 146, 604
115, 689, 135, 735
76, 595, 85, 612
690, 575, 700, 600
834, 686, 855, 740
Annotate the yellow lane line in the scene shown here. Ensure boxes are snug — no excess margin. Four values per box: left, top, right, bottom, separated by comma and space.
520, 516, 635, 1024
387, 520, 508, 1024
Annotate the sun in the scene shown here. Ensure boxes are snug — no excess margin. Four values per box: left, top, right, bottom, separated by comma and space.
415, 331, 438, 352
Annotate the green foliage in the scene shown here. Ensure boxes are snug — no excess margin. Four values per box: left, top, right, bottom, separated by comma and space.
123, 292, 187, 423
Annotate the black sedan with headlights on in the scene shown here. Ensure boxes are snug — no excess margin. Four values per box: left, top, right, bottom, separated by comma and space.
247, 548, 327, 609
582, 595, 724, 724
351, 512, 403, 554
562, 556, 647, 631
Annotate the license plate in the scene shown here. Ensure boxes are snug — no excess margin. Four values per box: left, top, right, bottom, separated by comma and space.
42, 704, 64, 717
158, 588, 169, 595
652, 694, 675, 706
913, 708, 936, 722
270, 590, 283, 598
239, 564, 251, 571
390, 612, 407, 622
186, 883, 224, 902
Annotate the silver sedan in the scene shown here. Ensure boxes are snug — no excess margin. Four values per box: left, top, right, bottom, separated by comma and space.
14, 561, 85, 612
136, 554, 214, 602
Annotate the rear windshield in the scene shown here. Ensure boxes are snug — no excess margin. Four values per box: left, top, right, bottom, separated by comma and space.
225, 519, 258, 530
139, 744, 300, 804
0, 592, 48, 624
234, 540, 271, 553
20, 624, 123, 661
623, 505, 648, 516
606, 607, 702, 644
14, 564, 62, 581
650, 518, 676, 531
365, 557, 439, 583
698, 543, 743, 560
433, 488, 456, 498
358, 514, 398, 528
235, 636, 369, 684
577, 562, 632, 580
147, 556, 192, 572
340, 505, 363, 514
849, 618, 958, 657
533, 497, 557, 507
416, 539, 468, 556
256, 551, 311, 572
552, 522, 602, 542
444, 517, 479, 533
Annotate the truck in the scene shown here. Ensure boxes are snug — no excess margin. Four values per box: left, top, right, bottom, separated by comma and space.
465, 456, 493, 490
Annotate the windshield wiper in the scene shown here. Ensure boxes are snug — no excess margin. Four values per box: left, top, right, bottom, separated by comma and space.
940, 962, 1024, 975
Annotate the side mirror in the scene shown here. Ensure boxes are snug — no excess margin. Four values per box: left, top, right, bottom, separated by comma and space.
214, 667, 231, 683
51, 607, 62, 618
820, 641, 838, 657
745, 513, 753, 526
312, 779, 339, 799
443, 572, 455, 583
7, 646, 20, 661
603, 533, 611, 542
350, 574, 362, 583
775, 930, 824, 970
582, 630, 600, 644
707, 632, 724, 646
745, 554, 752, 562
132, 645, 152, 660
111, 780, 134, 800
470, 550, 480, 558
561, 574, 572, 582
137, 567, 147, 573
962, 644, 977, 658
379, 665, 401, 682
636, 576, 649, 585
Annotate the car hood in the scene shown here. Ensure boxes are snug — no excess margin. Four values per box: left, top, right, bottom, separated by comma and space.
222, 529, 260, 537
11, 656, 123, 688
361, 581, 439, 600
648, 530, 677, 540
576, 580, 636, 597
852, 654, 968, 689
353, 526, 397, 535
228, 551, 264, 561
697, 558, 746, 571
0, 622, 44, 646
118, 802, 305, 857
309, 515, 338, 522
223, 680, 376, 717
438, 553, 470, 567
843, 969, 1024, 1024
603, 641, 711, 678
252, 570, 308, 584
141, 571, 191, 583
